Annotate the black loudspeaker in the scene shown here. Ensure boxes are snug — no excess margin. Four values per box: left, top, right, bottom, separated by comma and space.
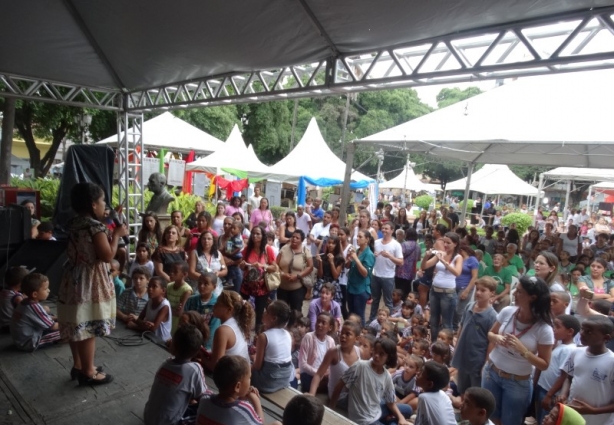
0, 240, 67, 296
0, 205, 31, 269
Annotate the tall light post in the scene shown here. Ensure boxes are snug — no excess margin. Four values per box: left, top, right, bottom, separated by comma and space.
74, 113, 92, 144
376, 149, 384, 203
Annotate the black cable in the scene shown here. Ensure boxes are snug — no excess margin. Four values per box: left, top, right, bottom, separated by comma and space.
104, 331, 155, 347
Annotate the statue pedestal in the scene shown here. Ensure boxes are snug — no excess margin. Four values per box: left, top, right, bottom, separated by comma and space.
157, 214, 172, 230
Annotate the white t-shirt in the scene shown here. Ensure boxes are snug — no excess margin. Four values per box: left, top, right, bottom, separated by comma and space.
314, 338, 328, 371
563, 346, 614, 425
309, 222, 330, 256
249, 195, 262, 212
414, 391, 457, 425
338, 245, 352, 286
296, 212, 312, 235
432, 254, 462, 290
373, 238, 403, 278
537, 342, 576, 392
489, 306, 555, 376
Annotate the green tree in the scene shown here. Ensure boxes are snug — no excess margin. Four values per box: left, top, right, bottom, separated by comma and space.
238, 101, 292, 164
436, 86, 482, 109
172, 106, 239, 141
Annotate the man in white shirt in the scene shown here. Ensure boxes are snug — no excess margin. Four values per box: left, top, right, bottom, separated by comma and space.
368, 222, 403, 322
248, 186, 263, 219
579, 208, 590, 224
308, 211, 331, 256
295, 205, 312, 236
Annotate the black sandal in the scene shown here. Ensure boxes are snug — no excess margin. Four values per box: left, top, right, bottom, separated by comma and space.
70, 366, 103, 381
77, 371, 113, 386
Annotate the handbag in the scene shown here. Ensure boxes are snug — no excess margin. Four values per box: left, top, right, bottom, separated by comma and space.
300, 248, 317, 289
264, 248, 281, 292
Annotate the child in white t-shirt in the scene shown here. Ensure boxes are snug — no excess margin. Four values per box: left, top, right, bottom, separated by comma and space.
459, 387, 496, 425
129, 277, 172, 342
414, 362, 457, 425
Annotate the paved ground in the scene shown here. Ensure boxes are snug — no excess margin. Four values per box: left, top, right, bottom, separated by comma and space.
0, 297, 285, 425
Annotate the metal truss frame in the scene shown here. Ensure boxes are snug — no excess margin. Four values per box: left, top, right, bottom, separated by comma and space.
116, 102, 144, 256
126, 6, 614, 111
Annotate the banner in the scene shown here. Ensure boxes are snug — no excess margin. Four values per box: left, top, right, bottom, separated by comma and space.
167, 159, 186, 187
193, 173, 207, 197
142, 157, 160, 182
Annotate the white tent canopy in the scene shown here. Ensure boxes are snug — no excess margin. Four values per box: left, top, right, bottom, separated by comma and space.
446, 164, 539, 197
380, 166, 430, 191
97, 112, 224, 154
543, 167, 614, 183
252, 118, 372, 184
185, 125, 268, 175
359, 70, 614, 168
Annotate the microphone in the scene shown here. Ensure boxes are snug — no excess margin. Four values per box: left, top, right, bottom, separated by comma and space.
108, 208, 129, 244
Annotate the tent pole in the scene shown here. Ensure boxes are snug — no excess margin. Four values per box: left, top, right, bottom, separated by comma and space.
402, 154, 409, 206
460, 162, 474, 227
564, 180, 571, 219
339, 141, 355, 227
533, 173, 544, 226
587, 184, 593, 214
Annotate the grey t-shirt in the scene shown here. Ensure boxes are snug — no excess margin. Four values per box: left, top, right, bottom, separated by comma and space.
143, 359, 207, 425
10, 300, 55, 351
196, 394, 263, 425
451, 302, 497, 374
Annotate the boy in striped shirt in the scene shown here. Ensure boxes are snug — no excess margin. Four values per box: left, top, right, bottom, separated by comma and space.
10, 273, 60, 352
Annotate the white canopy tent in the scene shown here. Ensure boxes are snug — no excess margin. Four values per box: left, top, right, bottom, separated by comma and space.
251, 118, 372, 184
185, 125, 269, 175
380, 166, 430, 192
97, 112, 224, 154
446, 164, 539, 197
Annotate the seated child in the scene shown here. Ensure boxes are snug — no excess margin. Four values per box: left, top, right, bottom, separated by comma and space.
184, 272, 220, 350
412, 339, 430, 360
173, 311, 210, 356
542, 403, 586, 425
143, 325, 207, 425
393, 354, 424, 411
368, 307, 390, 333
360, 333, 376, 360
36, 221, 56, 241
536, 314, 580, 424
0, 266, 28, 329
110, 259, 125, 298
283, 394, 325, 425
128, 277, 172, 342
390, 289, 403, 317
223, 220, 244, 291
117, 266, 151, 324
551, 290, 571, 316
197, 355, 273, 425
299, 312, 336, 393
251, 300, 293, 394
406, 293, 424, 315
414, 362, 457, 425
10, 273, 60, 351
459, 387, 497, 425
166, 261, 193, 333
128, 242, 154, 278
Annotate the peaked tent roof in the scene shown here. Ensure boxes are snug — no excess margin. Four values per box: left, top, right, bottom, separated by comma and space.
359, 70, 614, 168
446, 164, 539, 196
380, 167, 430, 191
252, 118, 372, 184
97, 112, 224, 154
185, 125, 268, 175
543, 167, 614, 183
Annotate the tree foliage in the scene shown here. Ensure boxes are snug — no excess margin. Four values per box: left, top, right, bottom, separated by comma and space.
414, 195, 434, 210
436, 86, 482, 109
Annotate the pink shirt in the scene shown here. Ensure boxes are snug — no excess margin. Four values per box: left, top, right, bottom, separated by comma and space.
249, 208, 274, 232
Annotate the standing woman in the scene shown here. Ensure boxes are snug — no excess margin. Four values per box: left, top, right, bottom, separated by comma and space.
58, 183, 127, 385
188, 230, 227, 296
412, 210, 429, 240
278, 211, 297, 249
337, 227, 352, 318
395, 228, 420, 298
393, 206, 410, 233
171, 210, 190, 250
186, 211, 217, 252
522, 229, 540, 269
249, 197, 274, 232
277, 230, 313, 313
371, 219, 383, 239
427, 210, 438, 232
239, 226, 277, 326
454, 245, 479, 331
152, 225, 186, 281
224, 196, 245, 222
352, 210, 377, 247
483, 276, 554, 425
313, 235, 344, 302
346, 230, 375, 326
185, 200, 205, 229
212, 202, 227, 236
421, 232, 463, 336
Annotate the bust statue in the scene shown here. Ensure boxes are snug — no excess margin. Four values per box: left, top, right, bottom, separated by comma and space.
145, 172, 174, 214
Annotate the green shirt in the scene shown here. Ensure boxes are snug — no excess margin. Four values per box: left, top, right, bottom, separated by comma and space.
483, 252, 493, 267
483, 265, 513, 294
507, 255, 524, 276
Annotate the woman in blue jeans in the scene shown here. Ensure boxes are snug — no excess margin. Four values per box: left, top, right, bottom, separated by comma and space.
482, 276, 554, 425
421, 232, 463, 337
346, 230, 375, 326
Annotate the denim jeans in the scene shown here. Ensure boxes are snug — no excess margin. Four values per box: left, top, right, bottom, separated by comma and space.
453, 286, 474, 331
226, 266, 243, 293
482, 362, 533, 425
535, 385, 550, 425
347, 290, 370, 326
429, 288, 458, 337
379, 402, 413, 425
369, 276, 395, 322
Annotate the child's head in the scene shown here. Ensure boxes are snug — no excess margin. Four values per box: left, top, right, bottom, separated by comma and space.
319, 282, 335, 303
169, 261, 189, 283
110, 259, 121, 278
412, 324, 428, 340
411, 313, 425, 327
372, 338, 397, 369
543, 403, 585, 425
135, 242, 151, 260
392, 288, 403, 304
437, 329, 454, 346
20, 273, 50, 301
590, 299, 612, 316
282, 394, 325, 425
171, 324, 204, 361
131, 266, 151, 290
404, 354, 424, 378
197, 272, 217, 297
360, 334, 376, 360
214, 290, 255, 339
179, 311, 210, 344
315, 312, 335, 337
401, 300, 416, 319
413, 339, 430, 357
460, 387, 496, 425
339, 320, 361, 348
474, 277, 497, 303
376, 307, 390, 324
231, 220, 243, 237
296, 316, 310, 337
4, 266, 28, 290
417, 361, 450, 393
347, 313, 362, 326
431, 341, 452, 366
142, 212, 160, 233
550, 291, 571, 316
559, 250, 570, 261
147, 277, 168, 299
553, 314, 580, 343
407, 292, 418, 303
36, 221, 54, 240
212, 355, 251, 398
264, 300, 291, 329
363, 326, 377, 337
580, 314, 614, 349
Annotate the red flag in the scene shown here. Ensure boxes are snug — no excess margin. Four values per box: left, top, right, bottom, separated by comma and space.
182, 150, 195, 194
